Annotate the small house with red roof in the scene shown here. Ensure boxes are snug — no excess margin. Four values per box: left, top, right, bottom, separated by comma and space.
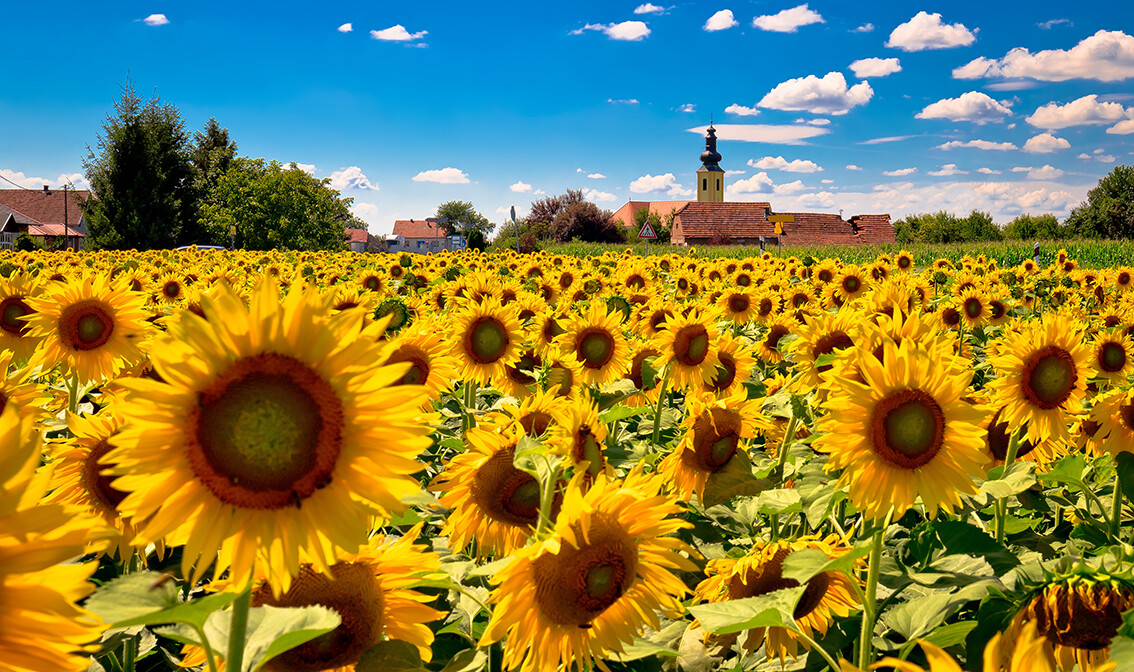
0, 187, 89, 250
390, 218, 466, 254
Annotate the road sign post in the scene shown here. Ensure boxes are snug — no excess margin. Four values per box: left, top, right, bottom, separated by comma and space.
767, 214, 794, 255
638, 220, 657, 256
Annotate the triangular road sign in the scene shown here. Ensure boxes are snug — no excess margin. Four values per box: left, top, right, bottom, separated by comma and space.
637, 222, 658, 239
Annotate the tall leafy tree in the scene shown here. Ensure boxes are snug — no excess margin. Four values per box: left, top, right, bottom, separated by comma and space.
182, 117, 239, 246
1066, 164, 1134, 239
435, 201, 492, 236
82, 82, 197, 249
200, 159, 353, 251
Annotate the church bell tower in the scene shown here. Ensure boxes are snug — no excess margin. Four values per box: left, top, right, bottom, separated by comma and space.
697, 122, 724, 203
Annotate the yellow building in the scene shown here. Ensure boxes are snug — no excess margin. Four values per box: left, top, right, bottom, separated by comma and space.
696, 123, 724, 202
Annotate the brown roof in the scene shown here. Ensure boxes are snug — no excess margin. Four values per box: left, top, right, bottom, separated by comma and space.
777, 212, 859, 246
392, 219, 446, 239
849, 214, 896, 244
27, 224, 85, 237
345, 228, 370, 244
0, 188, 89, 227
674, 202, 772, 239
671, 203, 895, 246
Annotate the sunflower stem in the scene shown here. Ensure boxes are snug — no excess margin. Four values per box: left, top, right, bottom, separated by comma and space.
122, 634, 136, 672
463, 381, 477, 434
856, 517, 887, 670
67, 372, 81, 417
226, 582, 253, 672
1111, 471, 1123, 539
536, 459, 561, 536
995, 430, 1021, 544
651, 369, 670, 447
789, 626, 840, 672
192, 623, 220, 672
774, 415, 799, 483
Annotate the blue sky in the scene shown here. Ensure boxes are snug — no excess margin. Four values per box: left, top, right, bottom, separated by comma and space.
1, 2, 1132, 234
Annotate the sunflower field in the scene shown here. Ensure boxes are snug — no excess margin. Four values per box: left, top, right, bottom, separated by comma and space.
2, 245, 1134, 672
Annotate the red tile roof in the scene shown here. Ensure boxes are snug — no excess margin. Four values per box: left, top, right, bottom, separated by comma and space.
0, 188, 89, 226
669, 203, 895, 246
777, 212, 859, 246
673, 202, 772, 240
849, 214, 896, 244
27, 224, 85, 237
345, 228, 370, 244
392, 219, 446, 239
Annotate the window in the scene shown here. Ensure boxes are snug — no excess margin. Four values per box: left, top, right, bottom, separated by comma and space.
716, 178, 720, 191
702, 178, 707, 190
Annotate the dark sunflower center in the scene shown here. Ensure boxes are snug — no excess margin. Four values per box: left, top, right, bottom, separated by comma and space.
870, 388, 945, 469
963, 297, 982, 318
471, 447, 542, 528
985, 408, 1036, 461
709, 354, 737, 392
813, 331, 853, 373
506, 352, 541, 386
86, 438, 129, 510
467, 317, 509, 364
674, 325, 710, 366
629, 350, 658, 391
521, 411, 553, 437
364, 276, 380, 290
387, 346, 430, 386
189, 354, 341, 509
765, 325, 789, 353
60, 300, 115, 351
578, 330, 615, 369
0, 296, 33, 336
843, 276, 861, 293
728, 548, 831, 619
162, 281, 180, 298
1099, 342, 1127, 373
533, 514, 637, 627
728, 294, 749, 314
689, 409, 743, 472
1021, 346, 1077, 410
547, 365, 574, 397
990, 301, 1006, 320
503, 478, 541, 520
1121, 403, 1134, 432
941, 307, 960, 327
758, 298, 774, 316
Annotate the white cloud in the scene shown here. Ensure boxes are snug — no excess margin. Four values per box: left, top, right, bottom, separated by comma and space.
1038, 19, 1072, 30
846, 164, 862, 171
884, 167, 917, 176
1079, 151, 1116, 162
953, 30, 1134, 82
849, 57, 901, 78
725, 169, 747, 175
570, 21, 650, 41
852, 23, 874, 33
887, 12, 976, 52
804, 118, 831, 126
752, 4, 824, 33
748, 156, 823, 173
329, 166, 378, 191
1022, 132, 1070, 153
936, 139, 1018, 150
371, 25, 428, 42
859, 135, 916, 145
916, 92, 1011, 124
704, 9, 738, 32
774, 180, 806, 195
678, 103, 696, 113
0, 169, 50, 189
929, 164, 969, 176
1014, 165, 1064, 180
634, 3, 666, 14
1025, 95, 1129, 129
727, 172, 775, 194
577, 168, 585, 173
287, 162, 316, 175
685, 124, 829, 145
510, 181, 532, 193
587, 173, 607, 179
142, 14, 169, 27
351, 202, 379, 230
725, 104, 760, 116
412, 167, 469, 184
629, 173, 692, 196
977, 167, 1002, 174
757, 72, 873, 115
338, 23, 352, 33
607, 98, 640, 105
1108, 119, 1134, 134
821, 179, 834, 184
57, 173, 89, 189
583, 188, 617, 203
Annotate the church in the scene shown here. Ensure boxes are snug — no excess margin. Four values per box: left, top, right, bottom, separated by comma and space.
610, 125, 896, 247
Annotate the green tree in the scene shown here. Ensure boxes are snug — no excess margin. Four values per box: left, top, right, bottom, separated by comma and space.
632, 207, 672, 244
1003, 213, 1065, 240
959, 210, 1002, 242
550, 200, 623, 243
435, 201, 492, 236
1066, 164, 1134, 239
179, 118, 239, 246
200, 159, 353, 251
82, 82, 197, 249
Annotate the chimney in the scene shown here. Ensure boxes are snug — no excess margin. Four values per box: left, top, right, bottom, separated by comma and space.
43, 185, 50, 194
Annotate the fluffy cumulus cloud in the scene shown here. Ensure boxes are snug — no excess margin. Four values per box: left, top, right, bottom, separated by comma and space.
883, 167, 918, 176
977, 167, 1002, 174
916, 92, 1011, 124
570, 21, 650, 41
678, 103, 696, 113
57, 172, 88, 189
704, 9, 738, 32
1025, 94, 1130, 129
953, 30, 1134, 82
288, 162, 316, 175
846, 164, 863, 171
802, 118, 831, 126
371, 25, 428, 41
583, 188, 617, 203
338, 23, 352, 33
634, 3, 666, 14
747, 156, 823, 173
1078, 149, 1117, 162
887, 12, 976, 52
1109, 119, 1134, 134
936, 139, 1018, 150
727, 171, 775, 194
852, 23, 874, 33
412, 167, 469, 184
929, 164, 969, 176
629, 173, 692, 196
725, 104, 759, 116
1013, 165, 1065, 180
510, 181, 532, 193
757, 72, 873, 115
329, 166, 378, 191
1022, 132, 1071, 153
849, 57, 901, 78
686, 124, 829, 145
1, 169, 51, 189
607, 98, 640, 105
142, 14, 169, 26
752, 4, 824, 33
587, 173, 607, 179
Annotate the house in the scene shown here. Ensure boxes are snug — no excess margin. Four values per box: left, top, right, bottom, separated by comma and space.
0, 186, 89, 250
610, 125, 895, 247
390, 219, 466, 254
344, 227, 383, 253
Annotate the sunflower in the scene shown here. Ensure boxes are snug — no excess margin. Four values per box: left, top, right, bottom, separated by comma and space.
384, 321, 459, 403
652, 308, 721, 391
25, 274, 149, 384
0, 351, 51, 425
815, 339, 988, 520
958, 288, 989, 329
624, 344, 662, 408
757, 314, 796, 364
703, 332, 756, 397
0, 404, 108, 672
988, 316, 1092, 445
154, 272, 185, 304
481, 469, 696, 672
544, 354, 585, 399
549, 402, 613, 481
0, 272, 43, 362
1089, 387, 1134, 457
836, 265, 869, 302
1089, 331, 1133, 386
556, 302, 630, 387
693, 536, 860, 662
106, 279, 432, 594
716, 288, 758, 324
450, 296, 524, 386
658, 391, 762, 503
183, 527, 446, 671
790, 309, 861, 390
431, 425, 544, 557
500, 348, 544, 398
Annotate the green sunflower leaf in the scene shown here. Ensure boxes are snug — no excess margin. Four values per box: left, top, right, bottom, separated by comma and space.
781, 545, 872, 585
356, 640, 428, 672
687, 585, 805, 634
85, 572, 240, 629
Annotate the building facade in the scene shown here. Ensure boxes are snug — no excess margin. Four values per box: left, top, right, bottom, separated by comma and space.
389, 219, 466, 254
0, 187, 88, 250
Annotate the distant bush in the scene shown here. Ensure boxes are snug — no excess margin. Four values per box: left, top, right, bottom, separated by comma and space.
1002, 213, 1071, 240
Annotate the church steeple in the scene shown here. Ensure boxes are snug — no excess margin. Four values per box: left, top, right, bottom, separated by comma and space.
697, 119, 724, 202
